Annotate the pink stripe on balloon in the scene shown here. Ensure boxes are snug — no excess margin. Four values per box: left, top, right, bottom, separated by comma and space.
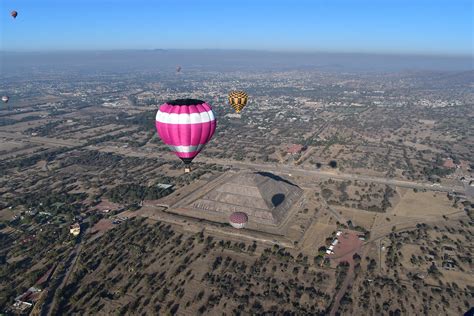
178, 108, 191, 145
156, 121, 171, 144
156, 121, 215, 146
160, 103, 211, 114
187, 103, 211, 114
170, 105, 181, 114
201, 103, 211, 112
195, 104, 208, 146
160, 104, 172, 113
209, 120, 217, 142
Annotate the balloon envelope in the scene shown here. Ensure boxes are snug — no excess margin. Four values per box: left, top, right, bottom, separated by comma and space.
228, 91, 248, 113
1, 96, 9, 103
11, 11, 18, 18
155, 99, 216, 165
229, 212, 248, 229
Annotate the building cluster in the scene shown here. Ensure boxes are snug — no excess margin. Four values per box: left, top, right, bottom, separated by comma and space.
286, 144, 305, 155
441, 244, 458, 271
326, 231, 342, 255
8, 265, 56, 314
11, 287, 41, 313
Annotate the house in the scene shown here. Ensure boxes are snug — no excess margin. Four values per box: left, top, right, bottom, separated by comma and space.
157, 183, 174, 190
287, 144, 305, 155
425, 254, 435, 261
11, 301, 33, 313
442, 158, 456, 169
442, 260, 456, 270
11, 287, 42, 312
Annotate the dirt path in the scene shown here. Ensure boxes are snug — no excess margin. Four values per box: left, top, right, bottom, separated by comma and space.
330, 263, 354, 316
41, 228, 88, 316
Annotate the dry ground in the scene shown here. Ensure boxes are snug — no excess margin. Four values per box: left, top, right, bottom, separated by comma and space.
391, 190, 455, 217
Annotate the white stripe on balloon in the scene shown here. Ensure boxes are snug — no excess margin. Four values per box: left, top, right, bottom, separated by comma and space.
156, 110, 215, 124
167, 144, 206, 153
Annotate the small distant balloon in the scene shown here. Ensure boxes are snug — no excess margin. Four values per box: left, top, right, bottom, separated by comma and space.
229, 212, 248, 229
11, 11, 18, 19
176, 65, 182, 73
2, 96, 9, 103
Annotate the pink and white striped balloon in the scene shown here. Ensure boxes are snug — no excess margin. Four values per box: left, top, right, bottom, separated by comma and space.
229, 212, 248, 229
155, 99, 216, 165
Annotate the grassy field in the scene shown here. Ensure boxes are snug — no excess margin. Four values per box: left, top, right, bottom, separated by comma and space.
392, 190, 455, 217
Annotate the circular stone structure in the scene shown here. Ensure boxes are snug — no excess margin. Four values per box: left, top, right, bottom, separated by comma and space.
229, 212, 248, 229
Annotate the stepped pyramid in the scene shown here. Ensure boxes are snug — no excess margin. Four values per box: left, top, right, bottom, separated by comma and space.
190, 171, 303, 225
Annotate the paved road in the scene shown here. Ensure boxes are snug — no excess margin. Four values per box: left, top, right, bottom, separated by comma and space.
0, 131, 83, 147
463, 182, 474, 199
1, 128, 467, 197
92, 145, 466, 195
193, 156, 466, 195
41, 228, 88, 316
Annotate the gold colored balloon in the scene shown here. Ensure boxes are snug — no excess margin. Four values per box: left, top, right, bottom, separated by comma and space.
228, 91, 248, 113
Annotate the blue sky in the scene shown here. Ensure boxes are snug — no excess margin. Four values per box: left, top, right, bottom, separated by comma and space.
1, 0, 472, 55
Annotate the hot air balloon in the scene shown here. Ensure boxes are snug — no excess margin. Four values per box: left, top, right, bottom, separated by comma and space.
176, 65, 182, 73
11, 11, 18, 19
228, 91, 248, 113
1, 96, 9, 103
155, 99, 216, 173
229, 212, 248, 229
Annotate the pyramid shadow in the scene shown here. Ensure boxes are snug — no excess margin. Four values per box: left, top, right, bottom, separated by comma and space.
255, 171, 298, 187
271, 193, 285, 207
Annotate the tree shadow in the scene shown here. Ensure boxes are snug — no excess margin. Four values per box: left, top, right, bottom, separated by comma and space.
271, 193, 286, 207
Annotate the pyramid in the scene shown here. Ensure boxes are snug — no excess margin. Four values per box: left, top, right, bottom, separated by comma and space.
189, 171, 303, 226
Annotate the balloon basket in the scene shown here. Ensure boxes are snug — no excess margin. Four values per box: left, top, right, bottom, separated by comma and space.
184, 167, 191, 173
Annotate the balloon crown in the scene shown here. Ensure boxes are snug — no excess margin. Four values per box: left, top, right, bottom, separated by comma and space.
167, 99, 205, 106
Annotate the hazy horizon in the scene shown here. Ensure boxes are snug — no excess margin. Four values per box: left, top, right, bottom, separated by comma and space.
1, 48, 472, 58
1, 49, 472, 74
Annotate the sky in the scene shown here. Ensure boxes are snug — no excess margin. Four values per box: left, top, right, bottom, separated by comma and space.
0, 0, 472, 55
